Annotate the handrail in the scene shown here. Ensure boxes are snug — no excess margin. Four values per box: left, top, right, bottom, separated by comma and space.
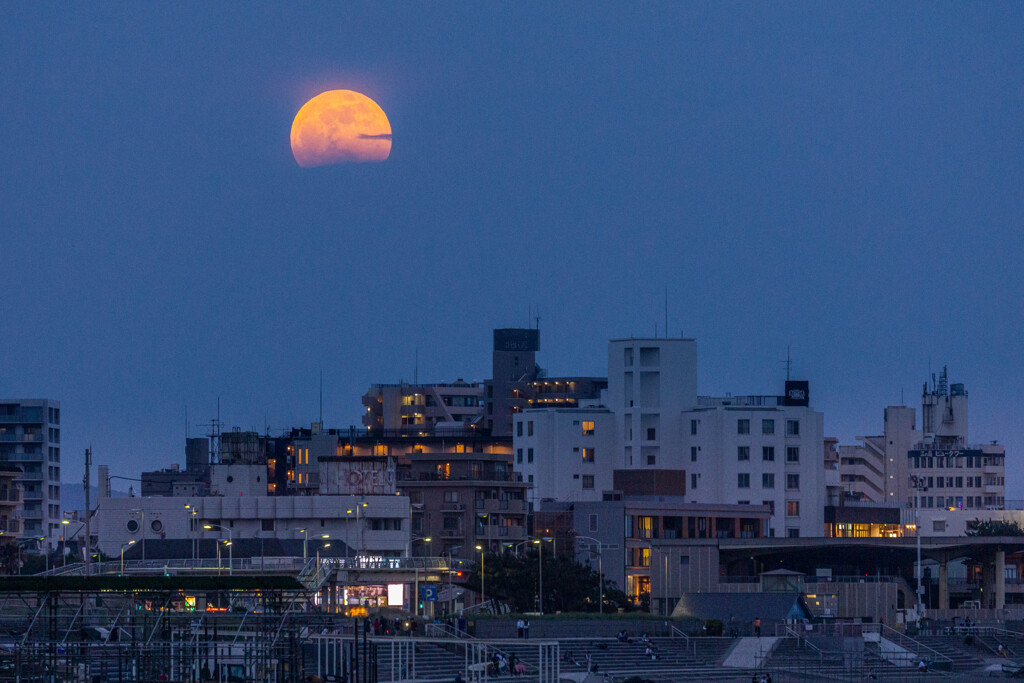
424, 622, 472, 639
875, 623, 952, 665
667, 623, 694, 653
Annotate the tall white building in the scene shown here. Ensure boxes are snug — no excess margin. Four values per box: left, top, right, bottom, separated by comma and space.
682, 392, 826, 538
0, 399, 61, 546
607, 338, 697, 470
515, 338, 830, 536
838, 367, 1006, 512
514, 406, 615, 506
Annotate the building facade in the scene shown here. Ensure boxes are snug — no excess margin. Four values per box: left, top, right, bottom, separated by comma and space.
839, 367, 1006, 511
399, 451, 529, 558
362, 381, 484, 433
606, 338, 698, 470
681, 388, 827, 538
0, 399, 60, 546
513, 407, 615, 506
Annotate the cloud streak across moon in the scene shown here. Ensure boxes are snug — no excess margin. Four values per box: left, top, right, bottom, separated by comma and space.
290, 90, 391, 167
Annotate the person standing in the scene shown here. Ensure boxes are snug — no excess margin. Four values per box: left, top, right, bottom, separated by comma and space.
524, 618, 530, 639
754, 617, 761, 637
517, 617, 525, 639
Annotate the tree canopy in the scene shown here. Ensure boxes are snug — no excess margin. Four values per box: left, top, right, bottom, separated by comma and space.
464, 549, 632, 614
965, 519, 1024, 537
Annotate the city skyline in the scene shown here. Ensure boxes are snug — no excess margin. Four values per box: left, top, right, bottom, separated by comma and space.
1, 4, 1021, 494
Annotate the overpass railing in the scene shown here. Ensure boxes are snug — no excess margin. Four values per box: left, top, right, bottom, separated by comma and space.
39, 555, 449, 577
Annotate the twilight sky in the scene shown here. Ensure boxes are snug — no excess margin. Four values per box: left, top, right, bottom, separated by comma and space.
1, 4, 1022, 497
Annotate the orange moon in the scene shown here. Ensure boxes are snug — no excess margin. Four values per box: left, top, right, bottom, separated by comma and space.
290, 90, 391, 167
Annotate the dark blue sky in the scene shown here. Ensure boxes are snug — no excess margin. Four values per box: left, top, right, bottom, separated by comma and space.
2, 4, 1022, 494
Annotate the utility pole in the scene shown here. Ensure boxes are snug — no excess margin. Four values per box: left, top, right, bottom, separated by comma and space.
84, 447, 91, 575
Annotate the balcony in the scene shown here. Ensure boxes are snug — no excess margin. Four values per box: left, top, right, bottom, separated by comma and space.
441, 528, 465, 539
440, 502, 465, 512
0, 518, 20, 534
0, 433, 40, 442
476, 498, 527, 514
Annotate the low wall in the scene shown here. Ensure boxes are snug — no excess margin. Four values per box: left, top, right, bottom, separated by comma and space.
471, 618, 684, 640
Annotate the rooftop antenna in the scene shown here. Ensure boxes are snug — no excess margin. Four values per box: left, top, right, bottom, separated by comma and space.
786, 345, 792, 381
319, 369, 324, 423
414, 348, 419, 386
534, 313, 540, 330
664, 286, 669, 339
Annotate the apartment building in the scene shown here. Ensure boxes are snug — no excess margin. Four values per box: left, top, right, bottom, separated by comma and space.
682, 385, 828, 539
399, 451, 529, 558
0, 400, 60, 546
606, 338, 698, 470
838, 367, 1006, 511
361, 381, 484, 433
513, 407, 615, 506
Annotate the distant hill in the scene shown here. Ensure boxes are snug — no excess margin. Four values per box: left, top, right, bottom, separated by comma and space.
60, 486, 131, 516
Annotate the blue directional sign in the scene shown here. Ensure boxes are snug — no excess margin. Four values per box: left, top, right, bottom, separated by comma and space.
421, 585, 438, 602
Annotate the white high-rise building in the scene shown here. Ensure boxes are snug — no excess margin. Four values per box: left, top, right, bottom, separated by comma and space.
606, 338, 697, 470
0, 399, 61, 546
838, 366, 1006, 512
514, 406, 615, 506
515, 338, 831, 536
682, 394, 826, 538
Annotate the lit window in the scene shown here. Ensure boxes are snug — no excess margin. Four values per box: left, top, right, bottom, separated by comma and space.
582, 448, 595, 463
582, 421, 595, 436
786, 500, 799, 516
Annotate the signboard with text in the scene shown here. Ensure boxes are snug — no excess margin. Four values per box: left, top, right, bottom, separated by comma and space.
320, 456, 397, 495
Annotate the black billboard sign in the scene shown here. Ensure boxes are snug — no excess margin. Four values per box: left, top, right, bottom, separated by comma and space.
784, 380, 809, 407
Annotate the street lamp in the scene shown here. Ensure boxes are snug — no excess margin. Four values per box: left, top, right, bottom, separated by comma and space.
575, 535, 605, 615
537, 537, 554, 614
299, 528, 309, 562
120, 540, 135, 575
475, 545, 485, 612
185, 505, 199, 562
203, 524, 233, 575
61, 519, 70, 566
346, 501, 368, 559
130, 509, 146, 563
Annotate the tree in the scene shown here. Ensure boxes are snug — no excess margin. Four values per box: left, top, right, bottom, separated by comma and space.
465, 549, 634, 613
965, 519, 1024, 537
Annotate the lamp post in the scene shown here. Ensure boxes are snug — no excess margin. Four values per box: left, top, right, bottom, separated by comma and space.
538, 537, 554, 614
203, 524, 233, 575
300, 528, 308, 562
120, 540, 135, 575
576, 535, 605, 615
130, 509, 146, 563
60, 519, 69, 566
185, 505, 198, 562
346, 502, 368, 559
475, 545, 485, 612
